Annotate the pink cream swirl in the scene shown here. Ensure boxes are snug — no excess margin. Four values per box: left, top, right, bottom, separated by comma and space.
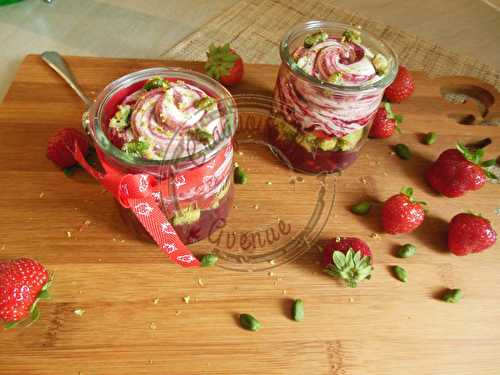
129, 81, 222, 159
275, 38, 385, 137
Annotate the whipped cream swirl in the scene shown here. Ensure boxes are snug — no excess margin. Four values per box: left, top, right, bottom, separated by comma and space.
112, 80, 223, 160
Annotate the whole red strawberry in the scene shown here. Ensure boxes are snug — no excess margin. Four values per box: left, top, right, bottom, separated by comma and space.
47, 128, 90, 168
426, 143, 496, 197
381, 187, 426, 234
323, 237, 372, 287
384, 66, 415, 103
369, 102, 403, 139
0, 258, 51, 328
205, 43, 244, 86
448, 213, 496, 256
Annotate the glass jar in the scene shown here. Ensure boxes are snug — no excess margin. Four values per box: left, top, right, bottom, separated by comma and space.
85, 67, 237, 244
270, 20, 398, 174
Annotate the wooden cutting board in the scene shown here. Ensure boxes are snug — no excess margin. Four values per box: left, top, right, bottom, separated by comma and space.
0, 55, 499, 375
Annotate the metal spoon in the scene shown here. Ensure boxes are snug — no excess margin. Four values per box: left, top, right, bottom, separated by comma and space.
41, 51, 93, 108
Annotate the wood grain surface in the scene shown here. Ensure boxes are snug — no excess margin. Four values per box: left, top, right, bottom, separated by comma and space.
0, 55, 499, 375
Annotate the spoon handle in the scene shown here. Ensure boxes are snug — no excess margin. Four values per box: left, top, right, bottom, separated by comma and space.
41, 51, 93, 108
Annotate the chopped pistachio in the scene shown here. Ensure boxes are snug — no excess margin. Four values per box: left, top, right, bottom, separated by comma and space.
188, 128, 213, 144
327, 72, 342, 84
144, 76, 169, 91
372, 53, 388, 75
342, 27, 362, 44
122, 140, 150, 158
195, 96, 216, 110
110, 104, 132, 130
304, 31, 328, 48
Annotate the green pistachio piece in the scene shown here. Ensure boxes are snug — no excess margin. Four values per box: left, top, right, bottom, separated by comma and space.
342, 28, 362, 44
200, 253, 218, 267
424, 132, 437, 145
395, 143, 412, 160
144, 76, 169, 91
442, 288, 462, 303
350, 201, 372, 215
304, 31, 328, 48
393, 265, 408, 282
372, 53, 388, 75
239, 313, 261, 331
188, 128, 213, 144
397, 244, 417, 258
327, 72, 342, 84
292, 299, 304, 322
195, 96, 216, 111
122, 140, 150, 158
234, 166, 248, 184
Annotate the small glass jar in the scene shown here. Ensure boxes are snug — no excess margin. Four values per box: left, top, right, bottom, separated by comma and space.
85, 67, 237, 244
270, 20, 398, 174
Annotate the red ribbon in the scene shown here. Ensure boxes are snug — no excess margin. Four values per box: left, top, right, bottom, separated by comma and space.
73, 143, 200, 268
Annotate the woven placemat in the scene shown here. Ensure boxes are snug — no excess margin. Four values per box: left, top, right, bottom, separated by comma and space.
163, 0, 500, 90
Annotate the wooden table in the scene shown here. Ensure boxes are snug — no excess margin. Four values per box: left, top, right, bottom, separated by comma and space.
0, 55, 499, 375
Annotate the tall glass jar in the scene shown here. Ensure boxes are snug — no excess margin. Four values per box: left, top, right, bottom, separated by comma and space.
270, 20, 398, 174
85, 68, 237, 244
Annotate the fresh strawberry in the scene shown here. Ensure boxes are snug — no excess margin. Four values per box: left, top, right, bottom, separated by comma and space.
425, 143, 496, 197
0, 258, 51, 328
369, 102, 403, 138
384, 66, 415, 103
448, 213, 497, 256
47, 128, 90, 168
323, 237, 373, 287
205, 43, 244, 86
381, 187, 426, 234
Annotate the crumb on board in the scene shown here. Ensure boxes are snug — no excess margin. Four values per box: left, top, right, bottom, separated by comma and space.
39, 192, 45, 198
266, 181, 272, 185
153, 297, 160, 305
254, 204, 259, 210
269, 259, 276, 265
268, 271, 274, 277
149, 322, 157, 330
0, 244, 5, 251
238, 151, 244, 156
360, 177, 368, 185
183, 296, 191, 304
73, 309, 85, 316
370, 232, 380, 239
175, 310, 182, 316
282, 289, 287, 295
198, 278, 204, 287
349, 297, 355, 303
66, 231, 72, 238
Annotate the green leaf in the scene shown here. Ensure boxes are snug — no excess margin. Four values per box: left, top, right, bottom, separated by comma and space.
485, 170, 498, 179
4, 321, 18, 330
26, 307, 40, 327
400, 186, 414, 198
481, 159, 496, 167
332, 251, 346, 269
353, 250, 362, 264
37, 290, 51, 300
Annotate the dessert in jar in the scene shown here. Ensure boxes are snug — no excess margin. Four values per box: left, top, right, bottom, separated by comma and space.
85, 68, 237, 244
270, 21, 398, 173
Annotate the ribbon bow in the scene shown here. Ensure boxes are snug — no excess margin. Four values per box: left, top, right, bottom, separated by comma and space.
73, 143, 200, 268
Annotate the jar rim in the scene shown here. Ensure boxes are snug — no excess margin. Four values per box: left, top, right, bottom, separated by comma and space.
279, 20, 399, 92
86, 67, 238, 168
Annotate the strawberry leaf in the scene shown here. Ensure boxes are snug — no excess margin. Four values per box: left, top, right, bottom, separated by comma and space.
332, 251, 346, 269
481, 159, 496, 167
485, 170, 498, 179
400, 186, 414, 198
393, 114, 403, 124
4, 321, 18, 330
